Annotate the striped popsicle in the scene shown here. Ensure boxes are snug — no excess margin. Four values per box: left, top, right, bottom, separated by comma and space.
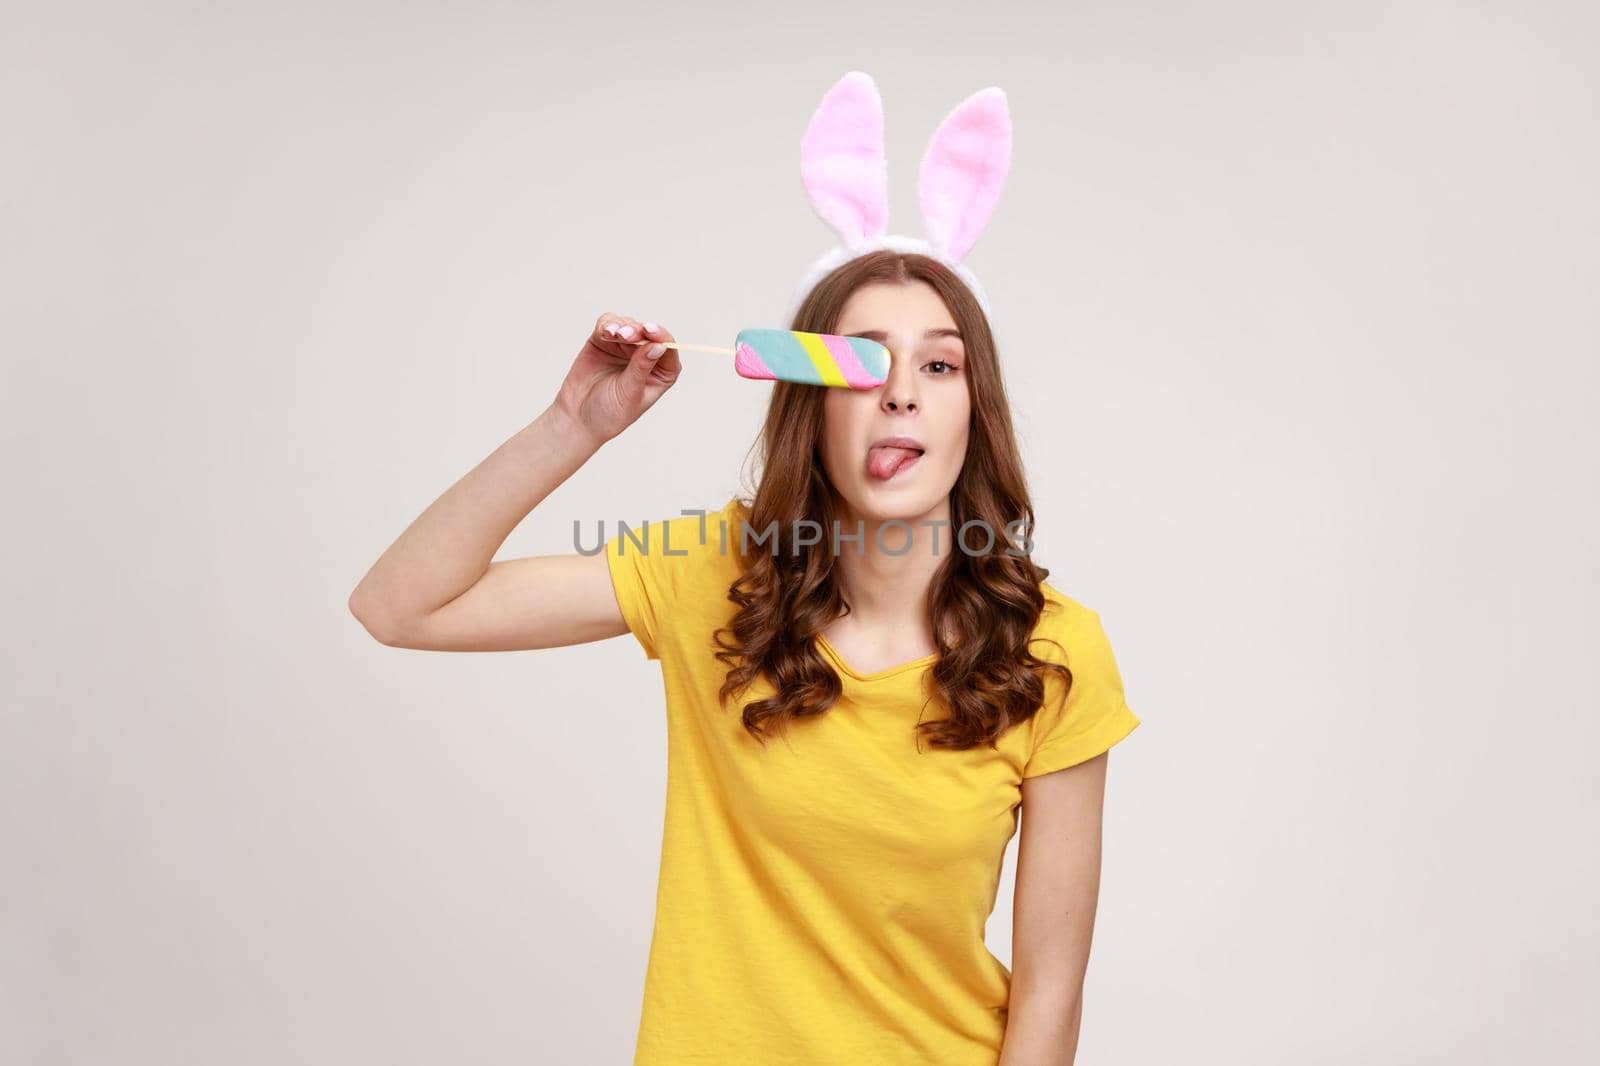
732, 329, 890, 389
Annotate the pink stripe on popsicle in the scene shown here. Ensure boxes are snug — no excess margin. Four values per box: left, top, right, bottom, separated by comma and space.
734, 341, 778, 380
820, 333, 885, 388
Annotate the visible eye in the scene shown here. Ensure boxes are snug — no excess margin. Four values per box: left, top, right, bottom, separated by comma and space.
925, 359, 959, 375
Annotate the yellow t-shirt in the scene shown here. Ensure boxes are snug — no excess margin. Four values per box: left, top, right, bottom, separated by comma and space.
603, 497, 1141, 1065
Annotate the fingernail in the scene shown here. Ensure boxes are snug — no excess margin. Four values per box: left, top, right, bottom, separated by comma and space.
619, 325, 635, 338
604, 323, 618, 335
643, 321, 659, 333
646, 343, 665, 359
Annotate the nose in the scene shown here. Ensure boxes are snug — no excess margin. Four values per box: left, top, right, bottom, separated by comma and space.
879, 350, 918, 413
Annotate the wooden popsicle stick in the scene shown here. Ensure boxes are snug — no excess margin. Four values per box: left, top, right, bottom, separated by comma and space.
610, 337, 735, 356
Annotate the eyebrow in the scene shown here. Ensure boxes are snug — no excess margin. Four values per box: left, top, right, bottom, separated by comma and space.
848, 328, 964, 344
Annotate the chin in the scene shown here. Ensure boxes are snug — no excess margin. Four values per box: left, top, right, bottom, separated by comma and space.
843, 479, 952, 524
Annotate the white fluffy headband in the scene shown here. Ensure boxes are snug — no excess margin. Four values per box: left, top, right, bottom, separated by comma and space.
782, 70, 1014, 325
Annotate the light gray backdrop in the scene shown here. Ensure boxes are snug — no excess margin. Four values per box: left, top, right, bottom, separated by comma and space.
4, 1, 1595, 1063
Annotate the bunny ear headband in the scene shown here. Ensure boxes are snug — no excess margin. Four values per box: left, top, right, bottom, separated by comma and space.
782, 70, 1013, 325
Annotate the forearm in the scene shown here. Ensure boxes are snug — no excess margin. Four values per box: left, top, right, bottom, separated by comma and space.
998, 979, 1083, 1066
349, 403, 602, 625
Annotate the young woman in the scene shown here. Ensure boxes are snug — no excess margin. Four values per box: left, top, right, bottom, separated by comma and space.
349, 250, 1141, 1065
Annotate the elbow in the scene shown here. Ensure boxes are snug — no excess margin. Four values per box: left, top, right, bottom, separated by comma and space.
348, 584, 406, 646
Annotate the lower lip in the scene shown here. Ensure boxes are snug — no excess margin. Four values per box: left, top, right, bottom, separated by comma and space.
868, 450, 923, 481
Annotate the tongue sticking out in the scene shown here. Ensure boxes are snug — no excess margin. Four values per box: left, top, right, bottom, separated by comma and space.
867, 446, 923, 479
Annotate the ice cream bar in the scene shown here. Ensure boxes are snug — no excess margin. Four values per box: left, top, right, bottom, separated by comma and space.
732, 329, 890, 389
611, 329, 890, 389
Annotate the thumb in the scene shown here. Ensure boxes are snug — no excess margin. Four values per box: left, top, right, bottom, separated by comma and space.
622, 340, 668, 393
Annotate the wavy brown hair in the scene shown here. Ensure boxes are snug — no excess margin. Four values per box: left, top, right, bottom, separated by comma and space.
711, 250, 1073, 752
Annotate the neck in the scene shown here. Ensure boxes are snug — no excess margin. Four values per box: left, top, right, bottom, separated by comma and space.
829, 496, 954, 627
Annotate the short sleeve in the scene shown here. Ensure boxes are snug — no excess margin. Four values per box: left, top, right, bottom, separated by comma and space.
1022, 607, 1142, 778
603, 505, 728, 661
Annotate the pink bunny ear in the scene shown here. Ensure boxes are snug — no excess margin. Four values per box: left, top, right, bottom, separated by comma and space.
917, 86, 1012, 261
800, 71, 889, 250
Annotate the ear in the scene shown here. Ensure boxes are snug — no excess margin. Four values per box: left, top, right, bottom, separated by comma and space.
917, 86, 1012, 261
800, 71, 889, 250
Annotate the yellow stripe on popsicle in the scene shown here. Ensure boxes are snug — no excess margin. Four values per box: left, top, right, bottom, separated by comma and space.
794, 330, 849, 388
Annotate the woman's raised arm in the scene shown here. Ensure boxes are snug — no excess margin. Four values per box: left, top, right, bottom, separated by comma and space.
347, 312, 682, 651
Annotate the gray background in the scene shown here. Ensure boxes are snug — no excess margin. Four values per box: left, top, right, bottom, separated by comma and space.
4, 1, 1596, 1063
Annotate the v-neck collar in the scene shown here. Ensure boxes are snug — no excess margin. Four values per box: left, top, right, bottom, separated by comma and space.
815, 632, 938, 683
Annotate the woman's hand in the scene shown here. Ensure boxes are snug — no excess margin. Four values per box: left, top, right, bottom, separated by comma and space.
552, 312, 684, 446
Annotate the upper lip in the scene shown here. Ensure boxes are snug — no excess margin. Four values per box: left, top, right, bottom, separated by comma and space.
869, 435, 925, 452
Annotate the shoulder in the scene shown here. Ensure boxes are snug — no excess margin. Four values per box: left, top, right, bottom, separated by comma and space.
1019, 581, 1141, 776
606, 497, 747, 553
603, 496, 752, 588
601, 497, 751, 660
1031, 580, 1110, 665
